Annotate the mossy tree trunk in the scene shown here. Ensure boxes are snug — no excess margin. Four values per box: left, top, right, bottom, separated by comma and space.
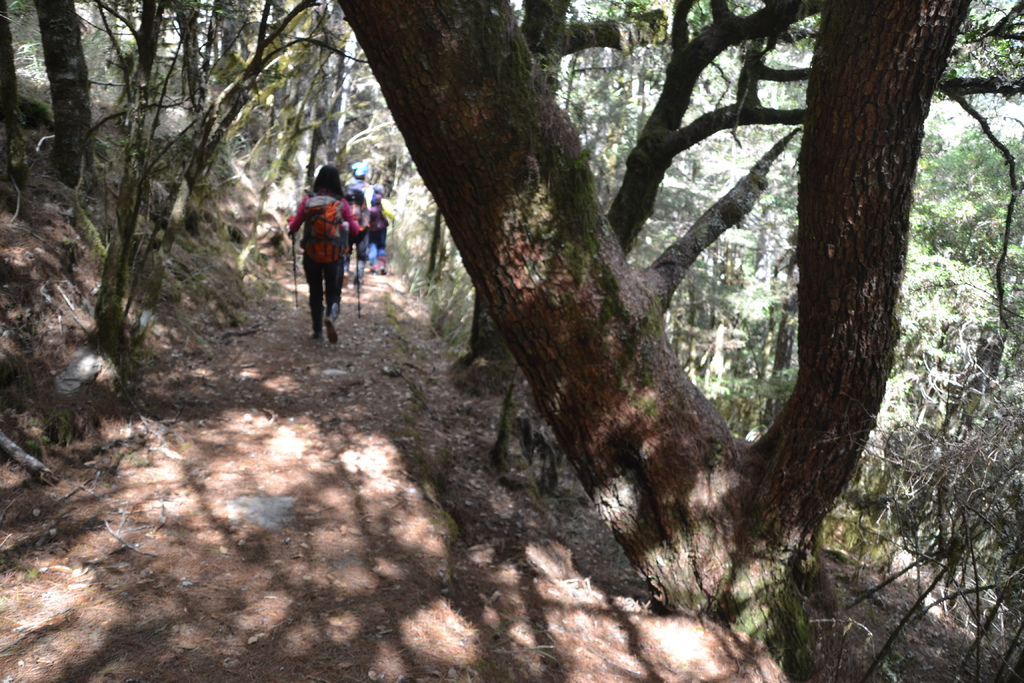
93, 0, 162, 367
339, 0, 970, 676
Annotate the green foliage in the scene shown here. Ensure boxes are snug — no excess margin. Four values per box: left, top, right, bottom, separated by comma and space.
881, 243, 996, 428
426, 269, 475, 352
914, 122, 1019, 264
949, 1, 1024, 81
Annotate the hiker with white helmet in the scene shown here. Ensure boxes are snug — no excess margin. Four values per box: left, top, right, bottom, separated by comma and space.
343, 161, 372, 288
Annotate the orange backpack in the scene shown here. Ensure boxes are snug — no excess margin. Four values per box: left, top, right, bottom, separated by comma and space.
301, 194, 349, 263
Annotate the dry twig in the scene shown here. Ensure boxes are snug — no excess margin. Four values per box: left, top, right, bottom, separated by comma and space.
104, 519, 157, 557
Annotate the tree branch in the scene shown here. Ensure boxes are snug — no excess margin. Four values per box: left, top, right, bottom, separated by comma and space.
0, 429, 56, 481
710, 0, 731, 22
656, 104, 803, 181
608, 0, 811, 253
191, 0, 317, 179
671, 0, 697, 52
753, 64, 811, 82
982, 0, 1024, 39
104, 518, 158, 556
560, 12, 667, 55
650, 129, 799, 308
940, 76, 1024, 96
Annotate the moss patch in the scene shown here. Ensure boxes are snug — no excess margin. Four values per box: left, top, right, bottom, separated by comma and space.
725, 560, 816, 681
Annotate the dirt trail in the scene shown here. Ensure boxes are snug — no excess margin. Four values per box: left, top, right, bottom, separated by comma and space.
0, 267, 787, 682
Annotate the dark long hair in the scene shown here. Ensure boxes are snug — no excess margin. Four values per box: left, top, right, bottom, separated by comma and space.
312, 165, 344, 197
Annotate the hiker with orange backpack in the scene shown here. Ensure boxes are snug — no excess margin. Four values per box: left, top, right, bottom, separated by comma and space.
287, 165, 363, 343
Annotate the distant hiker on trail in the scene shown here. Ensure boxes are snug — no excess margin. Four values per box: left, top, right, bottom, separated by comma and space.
343, 161, 372, 287
287, 165, 363, 343
367, 183, 395, 275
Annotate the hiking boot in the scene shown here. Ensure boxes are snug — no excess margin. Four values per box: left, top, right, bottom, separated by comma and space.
311, 329, 322, 340
324, 303, 339, 344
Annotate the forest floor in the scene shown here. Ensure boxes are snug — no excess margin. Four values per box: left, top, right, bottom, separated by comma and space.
0, 185, 987, 683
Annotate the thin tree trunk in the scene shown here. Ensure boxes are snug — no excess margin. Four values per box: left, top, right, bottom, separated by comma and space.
426, 209, 445, 282
93, 0, 163, 364
94, 85, 154, 363
34, 0, 92, 188
0, 0, 28, 194
128, 0, 317, 355
762, 264, 797, 426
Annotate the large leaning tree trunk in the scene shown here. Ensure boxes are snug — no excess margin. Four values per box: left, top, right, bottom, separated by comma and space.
337, 0, 969, 675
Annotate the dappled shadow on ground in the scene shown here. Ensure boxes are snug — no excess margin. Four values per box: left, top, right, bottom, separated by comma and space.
1, 266, 786, 682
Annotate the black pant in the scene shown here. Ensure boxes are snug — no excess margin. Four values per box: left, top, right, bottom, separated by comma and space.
303, 255, 343, 333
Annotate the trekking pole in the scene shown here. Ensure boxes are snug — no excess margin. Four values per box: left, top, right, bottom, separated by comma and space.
354, 228, 363, 318
290, 232, 298, 310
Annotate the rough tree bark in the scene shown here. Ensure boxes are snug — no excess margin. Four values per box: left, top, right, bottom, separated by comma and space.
34, 0, 93, 188
337, 0, 970, 676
